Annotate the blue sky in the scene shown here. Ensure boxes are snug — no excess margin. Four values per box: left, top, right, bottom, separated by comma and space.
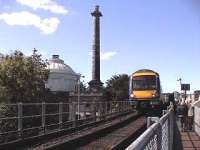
0, 0, 200, 93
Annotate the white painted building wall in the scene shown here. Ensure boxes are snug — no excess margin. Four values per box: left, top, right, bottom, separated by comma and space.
46, 55, 79, 92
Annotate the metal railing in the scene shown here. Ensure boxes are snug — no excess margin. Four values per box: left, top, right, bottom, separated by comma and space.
126, 105, 174, 150
0, 101, 132, 144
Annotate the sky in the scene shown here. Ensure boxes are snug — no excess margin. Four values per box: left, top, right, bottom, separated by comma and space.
0, 0, 200, 93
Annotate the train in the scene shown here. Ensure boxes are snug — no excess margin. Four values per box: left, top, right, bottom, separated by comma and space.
129, 69, 163, 112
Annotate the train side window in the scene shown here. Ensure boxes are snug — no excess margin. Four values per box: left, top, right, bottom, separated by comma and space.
157, 77, 160, 92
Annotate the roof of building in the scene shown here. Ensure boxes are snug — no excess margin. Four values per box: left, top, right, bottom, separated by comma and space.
47, 55, 78, 76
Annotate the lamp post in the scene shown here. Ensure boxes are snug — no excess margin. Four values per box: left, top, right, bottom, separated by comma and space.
177, 78, 182, 102
77, 74, 85, 120
177, 78, 182, 86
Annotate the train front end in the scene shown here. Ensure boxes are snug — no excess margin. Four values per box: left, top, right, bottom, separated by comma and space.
129, 69, 162, 112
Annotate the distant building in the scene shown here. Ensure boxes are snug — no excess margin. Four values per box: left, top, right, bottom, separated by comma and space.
46, 55, 80, 93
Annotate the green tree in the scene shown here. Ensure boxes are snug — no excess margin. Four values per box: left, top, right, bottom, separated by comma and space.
0, 49, 49, 142
0, 49, 49, 103
104, 74, 129, 101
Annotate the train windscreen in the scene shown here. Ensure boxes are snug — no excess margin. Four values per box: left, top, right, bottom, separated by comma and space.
132, 75, 156, 90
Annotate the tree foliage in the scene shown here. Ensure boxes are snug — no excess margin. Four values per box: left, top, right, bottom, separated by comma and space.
103, 74, 129, 101
0, 49, 49, 143
0, 49, 49, 103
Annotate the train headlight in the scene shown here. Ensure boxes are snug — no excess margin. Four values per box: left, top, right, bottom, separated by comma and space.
152, 93, 156, 97
130, 94, 135, 98
152, 92, 158, 97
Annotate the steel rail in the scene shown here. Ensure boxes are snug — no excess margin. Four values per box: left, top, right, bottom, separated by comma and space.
40, 112, 146, 150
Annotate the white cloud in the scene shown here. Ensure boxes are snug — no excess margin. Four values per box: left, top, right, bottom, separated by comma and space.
100, 52, 117, 60
16, 0, 68, 14
0, 11, 60, 34
89, 51, 117, 61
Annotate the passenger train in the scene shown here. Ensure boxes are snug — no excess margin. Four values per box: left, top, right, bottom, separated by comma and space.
129, 69, 163, 112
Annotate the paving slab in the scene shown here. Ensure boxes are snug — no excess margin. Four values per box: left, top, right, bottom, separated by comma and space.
174, 119, 200, 150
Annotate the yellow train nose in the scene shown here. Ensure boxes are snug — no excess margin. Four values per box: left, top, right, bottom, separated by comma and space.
133, 90, 156, 99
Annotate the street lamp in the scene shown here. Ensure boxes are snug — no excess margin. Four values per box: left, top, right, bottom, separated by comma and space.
177, 78, 182, 102
77, 74, 85, 120
177, 78, 182, 86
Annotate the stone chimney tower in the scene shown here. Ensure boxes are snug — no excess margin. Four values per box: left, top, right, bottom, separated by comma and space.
88, 5, 103, 90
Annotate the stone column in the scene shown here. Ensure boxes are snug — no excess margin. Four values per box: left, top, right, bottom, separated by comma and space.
89, 5, 103, 90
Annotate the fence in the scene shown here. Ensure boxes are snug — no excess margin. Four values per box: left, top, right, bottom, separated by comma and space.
126, 105, 175, 150
0, 101, 132, 144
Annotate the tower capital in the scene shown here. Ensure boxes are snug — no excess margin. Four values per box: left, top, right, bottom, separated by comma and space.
91, 5, 102, 17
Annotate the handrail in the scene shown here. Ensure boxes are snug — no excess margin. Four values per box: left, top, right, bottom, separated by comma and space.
0, 100, 132, 144
126, 105, 174, 150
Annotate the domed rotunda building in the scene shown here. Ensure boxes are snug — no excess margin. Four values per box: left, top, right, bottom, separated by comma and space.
46, 55, 80, 93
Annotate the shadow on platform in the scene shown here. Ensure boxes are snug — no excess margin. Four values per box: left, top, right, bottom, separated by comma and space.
174, 119, 200, 150
174, 121, 183, 150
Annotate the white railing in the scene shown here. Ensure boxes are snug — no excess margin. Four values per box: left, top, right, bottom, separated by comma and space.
126, 105, 174, 150
0, 101, 132, 144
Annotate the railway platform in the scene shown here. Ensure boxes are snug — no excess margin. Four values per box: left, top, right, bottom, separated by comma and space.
174, 120, 200, 150
126, 101, 200, 150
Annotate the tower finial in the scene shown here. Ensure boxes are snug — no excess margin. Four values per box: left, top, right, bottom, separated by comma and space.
91, 5, 102, 17
96, 5, 99, 10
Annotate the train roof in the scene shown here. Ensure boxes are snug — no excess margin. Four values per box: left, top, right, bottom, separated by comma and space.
132, 69, 159, 76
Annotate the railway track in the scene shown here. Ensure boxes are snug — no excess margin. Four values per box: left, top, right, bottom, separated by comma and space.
77, 116, 146, 150
31, 112, 146, 150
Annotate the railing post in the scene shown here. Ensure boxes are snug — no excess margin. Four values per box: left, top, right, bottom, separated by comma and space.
123, 101, 125, 112
162, 110, 168, 116
102, 101, 106, 120
42, 102, 46, 134
125, 101, 127, 111
111, 101, 113, 116
100, 102, 103, 120
121, 101, 126, 112
105, 101, 108, 118
129, 101, 132, 111
119, 101, 122, 112
169, 109, 174, 150
118, 101, 119, 113
93, 101, 96, 121
122, 101, 124, 112
128, 101, 130, 111
18, 102, 23, 138
147, 117, 159, 128
124, 101, 126, 112
72, 102, 76, 127
59, 102, 63, 130
121, 101, 123, 112
126, 101, 128, 111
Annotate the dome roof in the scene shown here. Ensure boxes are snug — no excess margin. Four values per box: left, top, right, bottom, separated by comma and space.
47, 55, 77, 76
46, 55, 80, 92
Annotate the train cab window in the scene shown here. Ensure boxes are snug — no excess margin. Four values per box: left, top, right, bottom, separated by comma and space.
156, 77, 160, 92
132, 75, 156, 90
